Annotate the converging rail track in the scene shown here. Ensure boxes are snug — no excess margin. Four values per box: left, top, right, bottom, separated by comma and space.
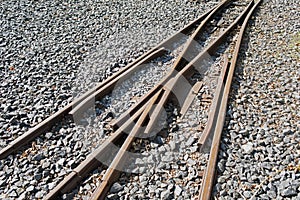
0, 0, 262, 199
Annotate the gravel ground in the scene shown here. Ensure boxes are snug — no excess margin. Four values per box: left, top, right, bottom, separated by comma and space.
0, 0, 221, 199
213, 0, 300, 199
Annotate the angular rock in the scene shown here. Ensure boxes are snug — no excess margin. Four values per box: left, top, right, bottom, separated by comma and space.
160, 190, 170, 200
241, 142, 253, 154
174, 185, 182, 196
281, 187, 297, 197
110, 182, 123, 194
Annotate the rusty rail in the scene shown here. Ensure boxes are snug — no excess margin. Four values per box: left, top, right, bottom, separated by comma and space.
44, 101, 149, 199
199, 0, 262, 199
90, 1, 258, 199
111, 0, 250, 130
199, 55, 229, 150
139, 0, 232, 134
180, 81, 203, 117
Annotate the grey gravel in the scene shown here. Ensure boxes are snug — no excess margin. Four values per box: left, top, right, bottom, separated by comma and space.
241, 142, 254, 154
281, 188, 298, 198
174, 185, 183, 196
59, 1, 227, 199
110, 182, 123, 194
108, 37, 227, 199
161, 190, 170, 200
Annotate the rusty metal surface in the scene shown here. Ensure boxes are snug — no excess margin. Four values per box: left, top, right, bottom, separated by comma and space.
109, 1, 225, 130
110, 82, 162, 129
199, 55, 229, 148
88, 1, 245, 197
0, 51, 161, 160
144, 89, 170, 135
172, 0, 231, 72
156, 4, 219, 50
181, 0, 255, 76
144, 76, 201, 135
86, 3, 234, 198
47, 38, 209, 198
0, 104, 71, 159
97, 2, 255, 198
111, 1, 238, 131
140, 1, 229, 133
199, 1, 262, 199
180, 81, 203, 117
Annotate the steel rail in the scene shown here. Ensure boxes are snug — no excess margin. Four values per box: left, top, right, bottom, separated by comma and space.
76, 0, 228, 130
90, 7, 235, 192
143, 75, 202, 135
69, 48, 167, 117
111, 0, 254, 130
180, 81, 203, 117
0, 5, 217, 160
44, 102, 149, 199
68, 3, 222, 116
0, 49, 164, 160
44, 6, 226, 198
90, 92, 161, 200
88, 1, 259, 199
109, 0, 229, 130
141, 0, 231, 135
199, 55, 229, 148
172, 0, 231, 72
45, 3, 236, 195
199, 0, 262, 199
87, 1, 256, 199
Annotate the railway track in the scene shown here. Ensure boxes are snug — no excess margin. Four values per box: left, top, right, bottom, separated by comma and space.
0, 0, 262, 199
